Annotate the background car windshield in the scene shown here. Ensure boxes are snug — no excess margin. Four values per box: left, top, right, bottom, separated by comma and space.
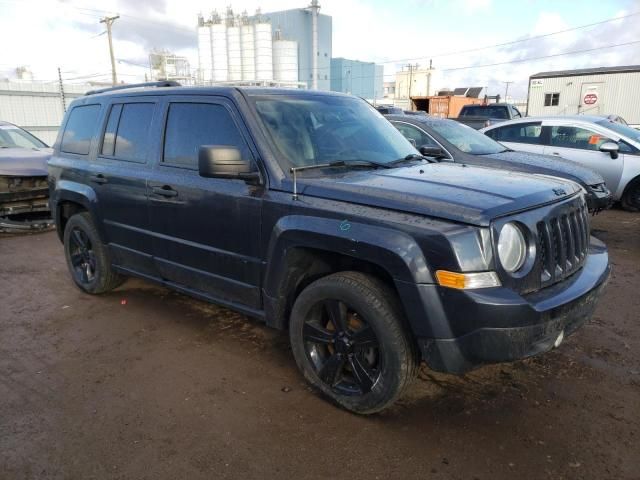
253, 95, 416, 169
596, 120, 640, 144
460, 106, 508, 119
429, 120, 505, 155
0, 125, 47, 149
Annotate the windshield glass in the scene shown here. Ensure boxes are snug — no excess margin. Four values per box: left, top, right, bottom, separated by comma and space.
596, 120, 640, 143
460, 106, 508, 119
0, 124, 47, 148
252, 94, 417, 170
428, 120, 506, 155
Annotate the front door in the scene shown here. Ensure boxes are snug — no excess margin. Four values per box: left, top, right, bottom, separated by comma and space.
542, 124, 624, 191
147, 96, 264, 311
579, 83, 605, 115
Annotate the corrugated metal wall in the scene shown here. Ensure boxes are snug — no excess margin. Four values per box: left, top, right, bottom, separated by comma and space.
0, 81, 88, 145
527, 71, 640, 124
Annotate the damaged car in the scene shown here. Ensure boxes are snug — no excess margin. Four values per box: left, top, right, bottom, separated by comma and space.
0, 121, 54, 232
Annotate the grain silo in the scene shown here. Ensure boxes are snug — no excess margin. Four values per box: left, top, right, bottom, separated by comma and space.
226, 9, 242, 82
240, 12, 256, 81
273, 30, 298, 82
197, 15, 213, 82
210, 12, 228, 82
254, 15, 273, 81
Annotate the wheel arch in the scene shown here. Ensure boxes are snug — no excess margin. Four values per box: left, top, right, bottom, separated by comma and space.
52, 181, 104, 242
262, 216, 433, 331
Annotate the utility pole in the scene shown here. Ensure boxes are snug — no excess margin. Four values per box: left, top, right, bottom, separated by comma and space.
100, 15, 120, 85
405, 63, 418, 110
503, 81, 513, 102
57, 67, 66, 112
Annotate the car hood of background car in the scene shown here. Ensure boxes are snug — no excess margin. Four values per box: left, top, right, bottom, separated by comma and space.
0, 147, 52, 176
297, 162, 581, 226
481, 150, 604, 187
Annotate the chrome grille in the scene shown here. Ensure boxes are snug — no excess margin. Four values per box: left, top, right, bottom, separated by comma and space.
536, 203, 589, 288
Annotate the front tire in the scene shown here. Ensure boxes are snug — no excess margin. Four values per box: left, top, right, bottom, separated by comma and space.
63, 212, 124, 294
289, 272, 417, 414
621, 179, 640, 212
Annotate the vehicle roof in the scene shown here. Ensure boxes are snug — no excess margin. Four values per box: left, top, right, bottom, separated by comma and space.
386, 114, 449, 125
531, 65, 640, 79
81, 85, 352, 100
482, 115, 617, 126
0, 120, 16, 126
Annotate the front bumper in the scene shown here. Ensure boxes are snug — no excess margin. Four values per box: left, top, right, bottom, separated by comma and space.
417, 237, 610, 374
585, 185, 613, 213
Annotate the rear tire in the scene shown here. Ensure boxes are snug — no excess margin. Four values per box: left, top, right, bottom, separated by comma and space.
289, 271, 418, 414
63, 212, 125, 294
621, 179, 640, 212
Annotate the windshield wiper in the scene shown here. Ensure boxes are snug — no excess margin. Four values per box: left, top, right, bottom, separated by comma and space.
388, 153, 434, 166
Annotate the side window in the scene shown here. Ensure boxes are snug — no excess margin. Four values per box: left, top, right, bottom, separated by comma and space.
101, 104, 122, 156
544, 93, 560, 107
392, 123, 438, 148
549, 126, 615, 151
163, 103, 250, 169
61, 105, 101, 155
114, 103, 154, 162
486, 122, 542, 145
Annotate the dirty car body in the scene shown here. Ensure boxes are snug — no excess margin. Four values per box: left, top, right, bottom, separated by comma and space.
0, 121, 54, 231
48, 86, 610, 413
388, 115, 612, 213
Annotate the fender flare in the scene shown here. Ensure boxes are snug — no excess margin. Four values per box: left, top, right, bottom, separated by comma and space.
52, 180, 105, 242
262, 215, 434, 328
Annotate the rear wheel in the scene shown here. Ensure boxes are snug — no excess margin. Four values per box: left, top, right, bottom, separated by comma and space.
289, 271, 417, 414
63, 212, 124, 294
621, 179, 640, 212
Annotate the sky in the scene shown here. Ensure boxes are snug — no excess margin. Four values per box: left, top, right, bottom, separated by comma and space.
0, 0, 638, 99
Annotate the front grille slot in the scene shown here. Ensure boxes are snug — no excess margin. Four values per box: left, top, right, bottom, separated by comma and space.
536, 204, 589, 288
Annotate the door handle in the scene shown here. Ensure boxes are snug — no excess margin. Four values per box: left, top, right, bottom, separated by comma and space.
90, 174, 108, 184
151, 185, 178, 197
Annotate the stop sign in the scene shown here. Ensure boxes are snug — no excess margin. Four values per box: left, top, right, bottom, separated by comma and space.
584, 93, 598, 105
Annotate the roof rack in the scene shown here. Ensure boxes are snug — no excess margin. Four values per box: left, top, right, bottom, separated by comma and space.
85, 80, 181, 96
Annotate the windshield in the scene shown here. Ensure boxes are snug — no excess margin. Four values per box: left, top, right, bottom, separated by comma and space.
596, 120, 640, 143
428, 119, 506, 155
252, 94, 417, 170
460, 106, 508, 119
0, 124, 47, 148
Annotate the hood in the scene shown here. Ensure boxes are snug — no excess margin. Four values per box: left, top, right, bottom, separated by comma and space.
297, 163, 582, 226
481, 151, 605, 187
0, 147, 52, 176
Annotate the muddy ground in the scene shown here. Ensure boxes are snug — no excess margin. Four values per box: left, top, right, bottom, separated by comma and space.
1, 209, 639, 480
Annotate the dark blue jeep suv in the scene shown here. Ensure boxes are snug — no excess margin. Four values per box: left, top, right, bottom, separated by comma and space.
48, 83, 610, 414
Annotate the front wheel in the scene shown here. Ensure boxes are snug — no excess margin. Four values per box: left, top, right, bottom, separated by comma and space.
289, 272, 417, 414
621, 179, 640, 212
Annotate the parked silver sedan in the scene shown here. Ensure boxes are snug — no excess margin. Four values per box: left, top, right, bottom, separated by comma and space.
481, 116, 640, 211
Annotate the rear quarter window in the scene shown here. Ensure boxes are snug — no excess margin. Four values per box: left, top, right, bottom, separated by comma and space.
61, 104, 101, 155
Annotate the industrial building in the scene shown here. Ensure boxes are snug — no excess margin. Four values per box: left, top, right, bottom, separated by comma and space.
330, 58, 383, 100
393, 65, 441, 111
149, 51, 192, 83
527, 65, 640, 125
196, 3, 330, 89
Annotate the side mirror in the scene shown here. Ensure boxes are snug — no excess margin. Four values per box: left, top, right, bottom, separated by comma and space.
419, 145, 447, 159
599, 142, 619, 159
198, 145, 260, 182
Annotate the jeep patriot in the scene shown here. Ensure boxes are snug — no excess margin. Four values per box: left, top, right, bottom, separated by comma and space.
48, 83, 610, 414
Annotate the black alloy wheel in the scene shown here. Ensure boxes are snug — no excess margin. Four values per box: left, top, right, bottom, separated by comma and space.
303, 298, 381, 396
68, 227, 97, 285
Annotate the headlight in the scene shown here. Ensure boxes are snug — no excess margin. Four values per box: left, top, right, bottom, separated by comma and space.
497, 223, 526, 273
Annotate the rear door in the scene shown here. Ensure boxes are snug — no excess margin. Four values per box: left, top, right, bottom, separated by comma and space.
147, 95, 264, 310
541, 123, 624, 191
93, 97, 161, 278
483, 121, 545, 154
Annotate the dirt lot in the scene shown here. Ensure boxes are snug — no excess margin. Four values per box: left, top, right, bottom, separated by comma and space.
1, 209, 639, 480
